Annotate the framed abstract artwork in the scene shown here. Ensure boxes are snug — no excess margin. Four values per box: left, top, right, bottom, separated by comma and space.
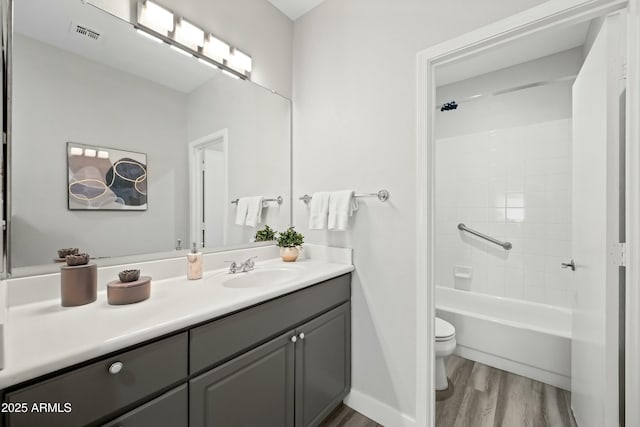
67, 142, 148, 211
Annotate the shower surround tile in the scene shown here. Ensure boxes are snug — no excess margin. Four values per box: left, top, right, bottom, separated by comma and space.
435, 119, 572, 308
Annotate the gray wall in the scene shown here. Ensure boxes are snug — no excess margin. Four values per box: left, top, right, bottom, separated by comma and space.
12, 35, 188, 267
291, 0, 551, 422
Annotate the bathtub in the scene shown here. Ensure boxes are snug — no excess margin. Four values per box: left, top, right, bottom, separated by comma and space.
436, 286, 572, 390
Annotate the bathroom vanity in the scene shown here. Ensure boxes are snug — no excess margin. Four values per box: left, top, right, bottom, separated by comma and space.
0, 251, 353, 427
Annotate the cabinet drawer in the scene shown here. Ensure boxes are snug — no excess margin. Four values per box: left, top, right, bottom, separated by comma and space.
101, 384, 187, 427
5, 332, 188, 427
190, 273, 350, 374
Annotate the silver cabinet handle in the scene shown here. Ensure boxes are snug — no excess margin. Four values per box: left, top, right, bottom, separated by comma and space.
299, 333, 305, 340
108, 361, 123, 375
561, 259, 576, 271
290, 336, 297, 343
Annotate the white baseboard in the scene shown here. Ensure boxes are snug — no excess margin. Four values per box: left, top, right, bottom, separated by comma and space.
456, 346, 571, 391
344, 388, 416, 427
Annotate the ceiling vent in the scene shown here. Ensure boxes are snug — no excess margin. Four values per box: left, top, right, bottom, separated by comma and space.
70, 22, 101, 41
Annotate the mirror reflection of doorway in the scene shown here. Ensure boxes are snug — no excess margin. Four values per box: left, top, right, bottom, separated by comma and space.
189, 130, 228, 249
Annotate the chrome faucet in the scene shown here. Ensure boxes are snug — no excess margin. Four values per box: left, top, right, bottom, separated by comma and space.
227, 261, 239, 274
239, 256, 257, 272
227, 256, 257, 274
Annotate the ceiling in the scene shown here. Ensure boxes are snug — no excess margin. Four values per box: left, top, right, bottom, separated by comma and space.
435, 20, 591, 86
267, 0, 326, 20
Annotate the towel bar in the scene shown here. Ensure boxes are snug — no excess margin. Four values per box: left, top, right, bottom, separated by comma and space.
299, 190, 389, 204
231, 196, 283, 205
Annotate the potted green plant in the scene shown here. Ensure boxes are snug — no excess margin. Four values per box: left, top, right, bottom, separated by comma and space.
276, 227, 304, 262
254, 225, 276, 242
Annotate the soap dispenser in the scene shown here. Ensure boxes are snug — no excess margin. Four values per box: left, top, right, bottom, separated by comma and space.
187, 242, 203, 280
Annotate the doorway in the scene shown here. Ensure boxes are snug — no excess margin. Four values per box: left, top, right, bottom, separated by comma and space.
416, 1, 639, 426
189, 129, 228, 249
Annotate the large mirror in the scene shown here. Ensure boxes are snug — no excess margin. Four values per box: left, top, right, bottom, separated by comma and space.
10, 0, 291, 276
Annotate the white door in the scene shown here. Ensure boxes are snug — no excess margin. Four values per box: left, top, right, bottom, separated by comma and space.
571, 14, 623, 427
189, 130, 228, 250
202, 148, 225, 247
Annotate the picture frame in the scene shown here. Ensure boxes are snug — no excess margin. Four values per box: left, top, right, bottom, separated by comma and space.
67, 142, 148, 211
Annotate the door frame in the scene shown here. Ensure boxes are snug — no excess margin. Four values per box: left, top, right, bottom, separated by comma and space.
415, 0, 640, 426
188, 129, 229, 249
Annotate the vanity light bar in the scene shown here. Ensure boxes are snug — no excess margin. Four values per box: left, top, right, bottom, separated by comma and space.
170, 44, 193, 57
203, 34, 230, 64
135, 0, 251, 80
138, 0, 174, 36
221, 69, 240, 80
197, 58, 219, 70
228, 48, 252, 74
174, 18, 204, 50
136, 28, 163, 43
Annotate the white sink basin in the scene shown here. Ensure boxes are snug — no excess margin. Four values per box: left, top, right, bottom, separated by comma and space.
221, 267, 302, 289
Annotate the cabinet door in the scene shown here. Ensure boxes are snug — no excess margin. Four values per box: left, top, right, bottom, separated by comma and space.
189, 331, 296, 427
295, 303, 351, 427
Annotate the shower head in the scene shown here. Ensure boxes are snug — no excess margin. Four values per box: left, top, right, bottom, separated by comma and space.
440, 101, 458, 112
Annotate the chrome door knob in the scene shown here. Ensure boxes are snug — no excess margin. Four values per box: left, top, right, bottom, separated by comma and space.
561, 259, 576, 271
108, 361, 123, 374
299, 333, 305, 340
290, 336, 297, 343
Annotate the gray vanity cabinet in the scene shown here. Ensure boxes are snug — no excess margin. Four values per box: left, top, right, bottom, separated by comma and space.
189, 302, 351, 427
1, 273, 351, 427
190, 331, 296, 427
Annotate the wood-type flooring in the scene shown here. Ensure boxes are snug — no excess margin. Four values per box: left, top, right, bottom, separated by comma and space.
436, 355, 578, 427
319, 355, 578, 427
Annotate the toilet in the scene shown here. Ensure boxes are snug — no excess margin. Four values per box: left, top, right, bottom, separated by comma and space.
435, 317, 456, 391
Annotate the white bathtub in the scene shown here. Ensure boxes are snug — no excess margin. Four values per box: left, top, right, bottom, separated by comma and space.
436, 286, 572, 390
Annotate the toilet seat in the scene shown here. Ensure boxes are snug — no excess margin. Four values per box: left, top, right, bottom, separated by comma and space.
436, 317, 455, 342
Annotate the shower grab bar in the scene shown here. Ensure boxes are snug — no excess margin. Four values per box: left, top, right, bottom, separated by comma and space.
457, 223, 512, 250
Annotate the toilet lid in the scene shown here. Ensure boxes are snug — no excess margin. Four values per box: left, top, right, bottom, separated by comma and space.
436, 317, 455, 341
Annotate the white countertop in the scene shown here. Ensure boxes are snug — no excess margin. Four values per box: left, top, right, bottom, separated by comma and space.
0, 257, 353, 388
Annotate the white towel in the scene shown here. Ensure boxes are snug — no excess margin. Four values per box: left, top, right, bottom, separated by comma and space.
235, 198, 249, 226
328, 190, 358, 231
245, 196, 264, 227
309, 192, 331, 229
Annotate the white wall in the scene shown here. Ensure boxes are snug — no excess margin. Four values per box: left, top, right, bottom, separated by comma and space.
12, 35, 188, 267
436, 48, 583, 138
187, 76, 291, 244
434, 50, 582, 308
291, 0, 551, 423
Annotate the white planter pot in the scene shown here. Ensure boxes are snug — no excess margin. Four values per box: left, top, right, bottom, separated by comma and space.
279, 247, 299, 262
